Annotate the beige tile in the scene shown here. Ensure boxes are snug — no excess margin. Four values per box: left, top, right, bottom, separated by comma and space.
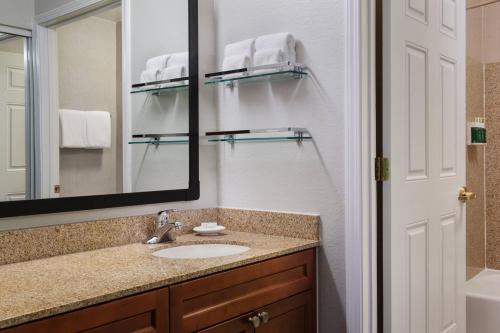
467, 6, 483, 63
466, 56, 486, 279
483, 2, 500, 63
485, 63, 500, 269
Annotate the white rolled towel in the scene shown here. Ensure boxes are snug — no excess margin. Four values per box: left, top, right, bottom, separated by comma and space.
254, 48, 285, 67
140, 68, 161, 84
86, 111, 111, 149
222, 54, 251, 71
146, 55, 170, 70
159, 66, 186, 81
255, 32, 296, 63
224, 38, 255, 59
168, 52, 189, 73
59, 109, 87, 148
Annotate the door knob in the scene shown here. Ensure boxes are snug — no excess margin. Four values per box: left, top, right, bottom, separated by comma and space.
248, 315, 261, 328
258, 311, 270, 323
458, 187, 476, 203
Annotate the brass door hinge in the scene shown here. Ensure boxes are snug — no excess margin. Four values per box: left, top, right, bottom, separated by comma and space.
54, 185, 60, 194
375, 157, 389, 182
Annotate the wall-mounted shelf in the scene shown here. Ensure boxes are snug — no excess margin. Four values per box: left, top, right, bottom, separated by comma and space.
128, 133, 190, 146
205, 127, 312, 144
128, 128, 313, 146
204, 62, 307, 87
131, 77, 189, 95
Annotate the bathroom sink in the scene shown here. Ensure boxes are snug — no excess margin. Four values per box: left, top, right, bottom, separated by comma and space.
152, 244, 250, 259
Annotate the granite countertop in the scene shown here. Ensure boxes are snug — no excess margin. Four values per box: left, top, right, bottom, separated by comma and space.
0, 230, 319, 329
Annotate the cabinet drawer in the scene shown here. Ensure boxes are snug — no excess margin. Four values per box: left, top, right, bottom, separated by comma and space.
170, 249, 316, 333
198, 291, 315, 333
2, 288, 169, 333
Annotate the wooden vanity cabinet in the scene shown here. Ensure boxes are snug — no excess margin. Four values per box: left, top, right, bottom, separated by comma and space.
1, 288, 169, 333
170, 249, 316, 333
1, 249, 316, 333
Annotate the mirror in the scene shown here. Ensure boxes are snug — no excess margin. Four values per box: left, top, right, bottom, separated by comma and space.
0, 0, 199, 217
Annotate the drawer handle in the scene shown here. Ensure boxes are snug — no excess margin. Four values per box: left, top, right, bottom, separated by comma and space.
248, 315, 261, 328
258, 311, 270, 324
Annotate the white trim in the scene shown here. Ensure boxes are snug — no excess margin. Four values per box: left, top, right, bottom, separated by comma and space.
35, 0, 120, 26
122, 0, 132, 192
345, 0, 377, 332
0, 25, 31, 37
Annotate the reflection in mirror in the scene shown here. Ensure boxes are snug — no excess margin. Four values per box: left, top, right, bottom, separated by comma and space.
130, 0, 189, 193
0, 34, 26, 202
0, 0, 191, 203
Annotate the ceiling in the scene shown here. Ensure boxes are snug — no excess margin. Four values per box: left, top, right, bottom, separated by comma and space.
94, 6, 122, 23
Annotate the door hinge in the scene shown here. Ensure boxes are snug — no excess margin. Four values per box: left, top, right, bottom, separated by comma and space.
54, 185, 60, 194
375, 157, 390, 182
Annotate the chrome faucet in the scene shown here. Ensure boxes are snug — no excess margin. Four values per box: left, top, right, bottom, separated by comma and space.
144, 210, 183, 244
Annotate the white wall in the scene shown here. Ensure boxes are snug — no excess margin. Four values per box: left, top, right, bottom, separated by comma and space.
209, 0, 346, 330
0, 0, 34, 29
57, 16, 122, 197
129, 0, 189, 191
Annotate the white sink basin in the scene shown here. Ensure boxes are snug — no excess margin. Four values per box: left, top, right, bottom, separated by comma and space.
152, 244, 250, 259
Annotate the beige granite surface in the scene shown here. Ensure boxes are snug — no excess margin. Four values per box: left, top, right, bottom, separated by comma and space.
0, 231, 319, 329
0, 208, 318, 265
218, 208, 319, 240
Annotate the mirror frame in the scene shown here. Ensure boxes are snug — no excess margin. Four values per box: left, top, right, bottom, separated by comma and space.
0, 0, 200, 218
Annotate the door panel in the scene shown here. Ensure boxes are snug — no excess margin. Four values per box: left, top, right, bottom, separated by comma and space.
0, 50, 26, 201
383, 0, 466, 332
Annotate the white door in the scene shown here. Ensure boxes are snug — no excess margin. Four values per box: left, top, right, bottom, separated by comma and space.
0, 50, 26, 201
383, 0, 466, 333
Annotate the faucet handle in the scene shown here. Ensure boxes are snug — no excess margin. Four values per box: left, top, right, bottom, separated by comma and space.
157, 209, 178, 227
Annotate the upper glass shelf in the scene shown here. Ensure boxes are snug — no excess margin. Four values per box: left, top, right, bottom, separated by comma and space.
204, 62, 308, 86
131, 77, 189, 95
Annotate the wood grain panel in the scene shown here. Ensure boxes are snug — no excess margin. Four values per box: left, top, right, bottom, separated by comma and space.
170, 250, 315, 333
1, 288, 169, 333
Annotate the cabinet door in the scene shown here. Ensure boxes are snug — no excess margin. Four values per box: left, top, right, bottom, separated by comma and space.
1, 288, 169, 333
197, 313, 254, 333
255, 292, 315, 333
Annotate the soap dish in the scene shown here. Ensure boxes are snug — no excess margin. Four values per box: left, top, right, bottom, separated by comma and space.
193, 223, 226, 236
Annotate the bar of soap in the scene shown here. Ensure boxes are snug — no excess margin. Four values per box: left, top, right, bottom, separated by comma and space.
201, 222, 218, 229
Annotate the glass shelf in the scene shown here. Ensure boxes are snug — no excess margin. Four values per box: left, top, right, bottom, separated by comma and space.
205, 127, 312, 144
204, 62, 308, 86
128, 133, 190, 145
128, 128, 313, 145
130, 77, 189, 95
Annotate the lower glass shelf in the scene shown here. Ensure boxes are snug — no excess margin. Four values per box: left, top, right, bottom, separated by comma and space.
130, 83, 189, 95
128, 139, 189, 145
127, 128, 313, 145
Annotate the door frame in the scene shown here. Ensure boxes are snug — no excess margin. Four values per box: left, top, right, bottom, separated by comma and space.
345, 0, 378, 332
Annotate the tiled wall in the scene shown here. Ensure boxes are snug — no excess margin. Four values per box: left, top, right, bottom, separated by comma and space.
466, 1, 500, 278
466, 6, 486, 280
